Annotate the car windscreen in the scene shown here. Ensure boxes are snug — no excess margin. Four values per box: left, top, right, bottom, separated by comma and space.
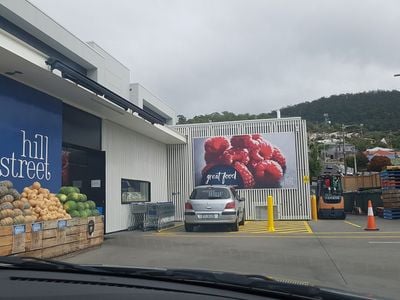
190, 187, 231, 199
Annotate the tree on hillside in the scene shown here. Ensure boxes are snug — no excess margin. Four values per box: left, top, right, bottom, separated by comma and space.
177, 115, 187, 124
345, 152, 369, 171
309, 143, 322, 178
367, 156, 392, 172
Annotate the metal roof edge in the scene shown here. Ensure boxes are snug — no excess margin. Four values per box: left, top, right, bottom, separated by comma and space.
172, 117, 303, 128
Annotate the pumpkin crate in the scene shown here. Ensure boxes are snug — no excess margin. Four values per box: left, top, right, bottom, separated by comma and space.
0, 216, 106, 259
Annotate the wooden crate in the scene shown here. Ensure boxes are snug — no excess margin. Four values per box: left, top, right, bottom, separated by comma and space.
0, 216, 105, 259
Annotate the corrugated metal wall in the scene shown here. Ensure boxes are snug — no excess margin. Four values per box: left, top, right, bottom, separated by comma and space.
167, 118, 310, 221
102, 120, 168, 233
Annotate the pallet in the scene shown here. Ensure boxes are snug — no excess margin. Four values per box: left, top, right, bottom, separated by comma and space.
383, 203, 400, 209
382, 189, 400, 194
384, 208, 400, 213
383, 215, 400, 220
381, 186, 400, 190
383, 208, 400, 219
384, 166, 400, 171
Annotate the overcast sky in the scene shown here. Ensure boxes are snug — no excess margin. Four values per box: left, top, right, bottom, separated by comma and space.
30, 0, 400, 117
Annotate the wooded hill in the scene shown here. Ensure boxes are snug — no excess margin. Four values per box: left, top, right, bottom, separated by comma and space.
178, 90, 400, 131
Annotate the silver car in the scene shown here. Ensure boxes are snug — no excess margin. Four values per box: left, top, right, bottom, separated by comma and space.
184, 185, 245, 232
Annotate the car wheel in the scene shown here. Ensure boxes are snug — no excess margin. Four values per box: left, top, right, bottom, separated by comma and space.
184, 223, 194, 232
239, 209, 245, 226
231, 218, 239, 232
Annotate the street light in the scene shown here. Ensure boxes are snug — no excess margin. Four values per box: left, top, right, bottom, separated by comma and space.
342, 124, 362, 175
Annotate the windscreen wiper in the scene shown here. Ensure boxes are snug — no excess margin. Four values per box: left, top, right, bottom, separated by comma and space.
88, 266, 375, 300
0, 257, 375, 299
0, 256, 110, 274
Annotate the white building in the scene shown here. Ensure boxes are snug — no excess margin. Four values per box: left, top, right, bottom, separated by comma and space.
0, 0, 311, 232
0, 0, 185, 233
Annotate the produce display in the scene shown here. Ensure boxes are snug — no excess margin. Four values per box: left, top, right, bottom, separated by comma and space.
0, 181, 102, 226
0, 180, 36, 225
58, 186, 100, 218
22, 182, 71, 221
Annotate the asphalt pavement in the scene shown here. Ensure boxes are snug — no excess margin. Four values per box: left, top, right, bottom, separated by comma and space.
61, 215, 400, 299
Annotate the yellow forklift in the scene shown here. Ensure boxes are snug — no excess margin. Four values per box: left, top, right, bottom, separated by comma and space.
316, 165, 346, 219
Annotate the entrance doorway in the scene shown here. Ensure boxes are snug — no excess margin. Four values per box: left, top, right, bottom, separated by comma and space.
62, 144, 106, 227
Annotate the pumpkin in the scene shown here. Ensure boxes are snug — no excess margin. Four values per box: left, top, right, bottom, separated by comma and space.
0, 209, 14, 219
0, 180, 13, 189
0, 217, 13, 226
12, 200, 24, 210
0, 186, 9, 198
13, 208, 23, 216
32, 182, 41, 190
23, 208, 33, 215
13, 215, 25, 224
0, 195, 14, 204
0, 202, 13, 210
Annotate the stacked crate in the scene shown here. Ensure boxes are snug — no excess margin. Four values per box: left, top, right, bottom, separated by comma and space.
380, 167, 400, 219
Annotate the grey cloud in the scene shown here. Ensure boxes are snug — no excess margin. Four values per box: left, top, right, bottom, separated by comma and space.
30, 0, 400, 117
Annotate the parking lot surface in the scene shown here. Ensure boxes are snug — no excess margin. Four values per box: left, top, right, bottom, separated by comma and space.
62, 215, 400, 299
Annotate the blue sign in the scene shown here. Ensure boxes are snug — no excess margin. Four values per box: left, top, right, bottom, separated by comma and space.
201, 165, 244, 188
57, 219, 67, 229
32, 222, 43, 232
13, 224, 26, 235
0, 75, 62, 192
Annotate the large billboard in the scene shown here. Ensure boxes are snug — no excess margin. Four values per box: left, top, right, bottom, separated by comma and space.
193, 133, 298, 189
0, 75, 62, 192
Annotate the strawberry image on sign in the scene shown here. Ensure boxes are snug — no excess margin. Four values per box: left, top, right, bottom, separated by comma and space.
204, 137, 230, 155
222, 148, 250, 165
254, 160, 283, 187
200, 134, 288, 188
233, 162, 255, 188
271, 146, 287, 172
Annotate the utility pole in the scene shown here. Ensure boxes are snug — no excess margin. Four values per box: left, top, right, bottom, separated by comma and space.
342, 124, 346, 175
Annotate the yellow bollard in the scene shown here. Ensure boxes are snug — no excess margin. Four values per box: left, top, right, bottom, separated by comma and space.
311, 195, 318, 221
267, 195, 275, 232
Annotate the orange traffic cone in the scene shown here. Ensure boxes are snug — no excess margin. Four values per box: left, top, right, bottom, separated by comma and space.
365, 200, 379, 231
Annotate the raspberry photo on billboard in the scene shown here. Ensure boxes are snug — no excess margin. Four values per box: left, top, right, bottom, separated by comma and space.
193, 133, 298, 189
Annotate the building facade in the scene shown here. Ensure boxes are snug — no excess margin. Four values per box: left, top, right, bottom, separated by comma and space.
0, 1, 312, 232
0, 0, 185, 233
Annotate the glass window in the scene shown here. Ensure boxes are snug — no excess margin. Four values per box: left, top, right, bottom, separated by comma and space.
190, 187, 231, 199
121, 179, 150, 203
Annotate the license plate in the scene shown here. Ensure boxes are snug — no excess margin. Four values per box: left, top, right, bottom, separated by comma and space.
198, 214, 219, 219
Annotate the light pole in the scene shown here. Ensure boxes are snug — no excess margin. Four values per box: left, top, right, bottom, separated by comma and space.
342, 124, 346, 174
342, 124, 363, 175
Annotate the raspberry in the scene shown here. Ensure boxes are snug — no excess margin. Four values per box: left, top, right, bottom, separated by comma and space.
231, 134, 260, 150
222, 148, 250, 165
230, 135, 250, 148
233, 161, 255, 188
252, 134, 262, 140
249, 141, 273, 161
271, 146, 286, 173
254, 160, 283, 187
204, 137, 230, 155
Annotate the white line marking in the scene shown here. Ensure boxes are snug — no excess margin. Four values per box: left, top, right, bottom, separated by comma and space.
368, 241, 400, 244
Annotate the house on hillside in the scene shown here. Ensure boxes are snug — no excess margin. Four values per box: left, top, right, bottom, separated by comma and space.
364, 147, 400, 165
319, 142, 356, 161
